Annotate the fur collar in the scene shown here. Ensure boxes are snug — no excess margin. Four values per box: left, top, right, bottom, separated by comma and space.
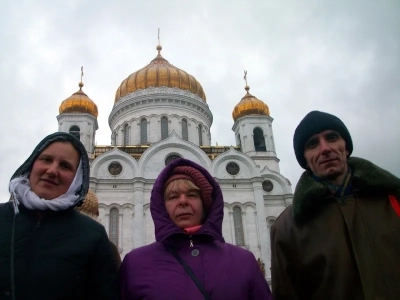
293, 157, 400, 222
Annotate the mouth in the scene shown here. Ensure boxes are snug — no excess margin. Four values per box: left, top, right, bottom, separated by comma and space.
176, 213, 193, 218
319, 158, 337, 165
41, 179, 58, 186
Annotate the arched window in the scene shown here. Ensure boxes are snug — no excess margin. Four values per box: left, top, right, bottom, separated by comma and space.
233, 206, 245, 246
253, 128, 266, 151
182, 119, 188, 141
123, 124, 129, 146
140, 119, 147, 144
161, 116, 168, 140
109, 208, 119, 247
198, 124, 203, 146
112, 131, 117, 146
69, 125, 80, 140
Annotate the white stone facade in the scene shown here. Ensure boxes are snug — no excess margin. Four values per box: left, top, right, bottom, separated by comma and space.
58, 84, 292, 283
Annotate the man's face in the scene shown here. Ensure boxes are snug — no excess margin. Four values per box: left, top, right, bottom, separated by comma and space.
304, 130, 349, 183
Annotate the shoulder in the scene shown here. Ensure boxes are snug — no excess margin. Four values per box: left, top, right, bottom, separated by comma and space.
273, 205, 294, 230
0, 201, 12, 214
124, 242, 159, 262
222, 243, 257, 261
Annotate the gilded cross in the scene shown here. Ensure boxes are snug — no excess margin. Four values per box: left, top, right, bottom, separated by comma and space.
244, 70, 248, 86
81, 66, 84, 82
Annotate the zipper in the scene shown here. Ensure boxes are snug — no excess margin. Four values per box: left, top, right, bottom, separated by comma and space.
36, 212, 44, 228
189, 235, 193, 247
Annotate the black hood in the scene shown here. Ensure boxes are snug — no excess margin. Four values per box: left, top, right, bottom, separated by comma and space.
10, 132, 90, 207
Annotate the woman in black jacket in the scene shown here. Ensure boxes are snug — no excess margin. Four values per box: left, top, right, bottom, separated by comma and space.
0, 132, 119, 300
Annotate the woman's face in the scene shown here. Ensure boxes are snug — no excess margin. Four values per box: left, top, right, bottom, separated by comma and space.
29, 142, 80, 200
164, 180, 204, 229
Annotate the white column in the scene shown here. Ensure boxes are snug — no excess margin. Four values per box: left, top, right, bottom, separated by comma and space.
133, 179, 145, 248
105, 213, 110, 235
251, 178, 269, 278
229, 210, 235, 244
242, 210, 249, 248
118, 212, 123, 252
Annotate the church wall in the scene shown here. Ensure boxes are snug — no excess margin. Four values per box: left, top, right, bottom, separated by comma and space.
245, 205, 261, 259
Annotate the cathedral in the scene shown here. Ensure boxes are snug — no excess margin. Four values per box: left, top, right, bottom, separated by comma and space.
57, 43, 292, 282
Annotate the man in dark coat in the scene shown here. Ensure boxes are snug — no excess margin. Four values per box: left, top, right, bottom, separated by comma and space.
271, 111, 400, 300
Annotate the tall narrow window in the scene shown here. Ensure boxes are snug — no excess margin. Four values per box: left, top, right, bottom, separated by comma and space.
112, 131, 117, 146
161, 116, 168, 140
253, 128, 266, 151
69, 125, 80, 140
140, 119, 147, 144
233, 206, 245, 246
198, 124, 203, 146
109, 208, 119, 247
123, 124, 129, 146
182, 119, 188, 141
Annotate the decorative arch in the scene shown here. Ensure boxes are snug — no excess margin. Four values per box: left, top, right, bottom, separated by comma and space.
91, 147, 139, 178
212, 147, 260, 178
138, 131, 212, 177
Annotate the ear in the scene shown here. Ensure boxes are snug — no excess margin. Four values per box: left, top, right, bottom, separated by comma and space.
346, 150, 349, 156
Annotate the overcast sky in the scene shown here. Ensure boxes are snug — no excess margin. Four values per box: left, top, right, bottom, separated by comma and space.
0, 0, 399, 202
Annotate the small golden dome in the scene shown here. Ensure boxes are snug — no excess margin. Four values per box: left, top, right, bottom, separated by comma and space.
59, 82, 98, 117
232, 85, 270, 121
114, 45, 206, 103
76, 189, 99, 217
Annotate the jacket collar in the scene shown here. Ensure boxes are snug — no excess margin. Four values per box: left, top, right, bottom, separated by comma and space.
293, 157, 400, 222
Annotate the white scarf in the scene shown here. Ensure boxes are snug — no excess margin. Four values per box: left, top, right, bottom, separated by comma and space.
9, 160, 83, 213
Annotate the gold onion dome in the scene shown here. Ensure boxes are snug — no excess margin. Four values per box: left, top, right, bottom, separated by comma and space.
232, 85, 270, 121
76, 189, 99, 217
59, 82, 98, 117
114, 45, 206, 103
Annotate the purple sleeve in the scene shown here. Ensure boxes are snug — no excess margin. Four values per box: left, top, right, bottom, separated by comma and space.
118, 254, 134, 300
249, 253, 274, 300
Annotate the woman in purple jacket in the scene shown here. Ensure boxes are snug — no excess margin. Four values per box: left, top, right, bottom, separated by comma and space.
119, 158, 272, 300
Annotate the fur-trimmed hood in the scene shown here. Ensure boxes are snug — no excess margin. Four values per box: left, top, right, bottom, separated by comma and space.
293, 157, 400, 222
10, 132, 90, 207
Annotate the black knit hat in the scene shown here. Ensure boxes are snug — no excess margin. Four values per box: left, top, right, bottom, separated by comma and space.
293, 111, 353, 169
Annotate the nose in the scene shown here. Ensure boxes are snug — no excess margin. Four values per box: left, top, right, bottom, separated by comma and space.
178, 194, 188, 206
46, 163, 58, 177
319, 138, 331, 154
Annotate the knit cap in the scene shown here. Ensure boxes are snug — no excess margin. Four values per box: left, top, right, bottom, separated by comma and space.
164, 166, 213, 211
293, 111, 353, 169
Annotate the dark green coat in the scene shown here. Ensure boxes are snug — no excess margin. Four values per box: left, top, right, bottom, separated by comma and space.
271, 157, 400, 300
0, 202, 119, 300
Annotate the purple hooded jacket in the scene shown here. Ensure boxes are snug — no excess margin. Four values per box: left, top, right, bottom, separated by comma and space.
119, 158, 272, 300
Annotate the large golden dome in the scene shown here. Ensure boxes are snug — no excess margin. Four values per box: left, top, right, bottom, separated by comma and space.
232, 86, 270, 121
114, 45, 206, 103
59, 82, 98, 117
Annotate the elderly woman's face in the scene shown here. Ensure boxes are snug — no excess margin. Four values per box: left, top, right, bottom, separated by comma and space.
164, 180, 204, 229
29, 142, 80, 200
